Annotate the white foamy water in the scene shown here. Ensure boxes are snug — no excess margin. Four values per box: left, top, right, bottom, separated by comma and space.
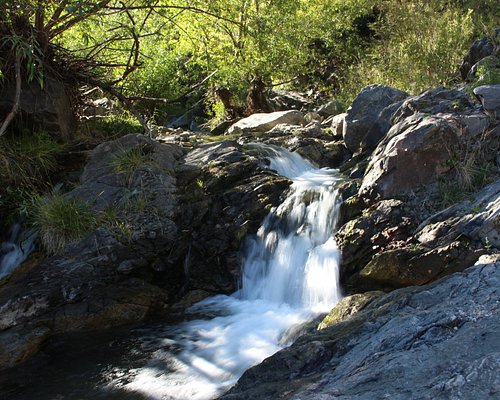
0, 223, 37, 278
107, 145, 342, 399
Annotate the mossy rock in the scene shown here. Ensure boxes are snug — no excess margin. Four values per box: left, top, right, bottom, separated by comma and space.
318, 291, 384, 330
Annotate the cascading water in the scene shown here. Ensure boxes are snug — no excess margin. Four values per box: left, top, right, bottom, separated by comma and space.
104, 144, 343, 399
0, 223, 37, 278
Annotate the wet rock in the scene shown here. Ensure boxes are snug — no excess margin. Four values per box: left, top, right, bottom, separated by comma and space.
343, 84, 407, 153
221, 263, 500, 400
0, 135, 292, 370
336, 199, 413, 286
227, 110, 305, 135
180, 141, 291, 294
474, 85, 500, 119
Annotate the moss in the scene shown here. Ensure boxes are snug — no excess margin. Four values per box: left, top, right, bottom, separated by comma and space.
318, 291, 384, 330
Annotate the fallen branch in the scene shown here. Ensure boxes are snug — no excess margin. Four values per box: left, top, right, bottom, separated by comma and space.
0, 55, 21, 137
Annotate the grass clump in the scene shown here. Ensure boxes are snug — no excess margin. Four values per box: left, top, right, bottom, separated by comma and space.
32, 193, 97, 254
0, 131, 64, 221
438, 131, 495, 208
111, 145, 153, 174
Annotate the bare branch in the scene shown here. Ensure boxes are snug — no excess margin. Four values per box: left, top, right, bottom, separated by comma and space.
48, 1, 113, 39
107, 5, 241, 26
0, 55, 22, 137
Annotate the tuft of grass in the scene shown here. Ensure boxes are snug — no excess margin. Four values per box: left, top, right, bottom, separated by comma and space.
0, 131, 61, 186
0, 131, 64, 222
438, 131, 495, 208
111, 145, 153, 175
31, 193, 97, 254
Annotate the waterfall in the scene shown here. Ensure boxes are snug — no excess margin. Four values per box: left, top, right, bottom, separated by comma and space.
0, 223, 37, 279
106, 145, 342, 399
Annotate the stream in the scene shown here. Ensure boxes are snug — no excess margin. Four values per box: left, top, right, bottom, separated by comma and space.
0, 223, 37, 279
0, 145, 342, 400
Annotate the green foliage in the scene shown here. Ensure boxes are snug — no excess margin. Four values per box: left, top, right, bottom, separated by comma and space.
343, 1, 475, 98
84, 113, 143, 139
0, 32, 44, 86
32, 193, 97, 254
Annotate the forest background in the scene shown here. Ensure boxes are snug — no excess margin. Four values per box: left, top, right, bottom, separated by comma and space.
0, 0, 498, 223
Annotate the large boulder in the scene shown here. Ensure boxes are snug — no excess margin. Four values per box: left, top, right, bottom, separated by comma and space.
221, 262, 500, 399
360, 114, 459, 199
0, 78, 76, 139
227, 110, 305, 135
342, 84, 407, 153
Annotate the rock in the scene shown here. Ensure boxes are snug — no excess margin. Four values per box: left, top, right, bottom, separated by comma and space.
416, 179, 500, 248
304, 112, 322, 124
343, 84, 407, 153
210, 118, 242, 135
360, 114, 460, 199
221, 262, 500, 400
391, 87, 473, 124
358, 243, 483, 289
459, 29, 499, 80
317, 291, 384, 330
336, 199, 414, 287
466, 55, 499, 83
0, 135, 293, 370
0, 77, 76, 139
363, 100, 405, 150
474, 85, 500, 119
180, 141, 291, 294
317, 100, 340, 117
267, 90, 312, 111
330, 113, 346, 138
227, 110, 305, 135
